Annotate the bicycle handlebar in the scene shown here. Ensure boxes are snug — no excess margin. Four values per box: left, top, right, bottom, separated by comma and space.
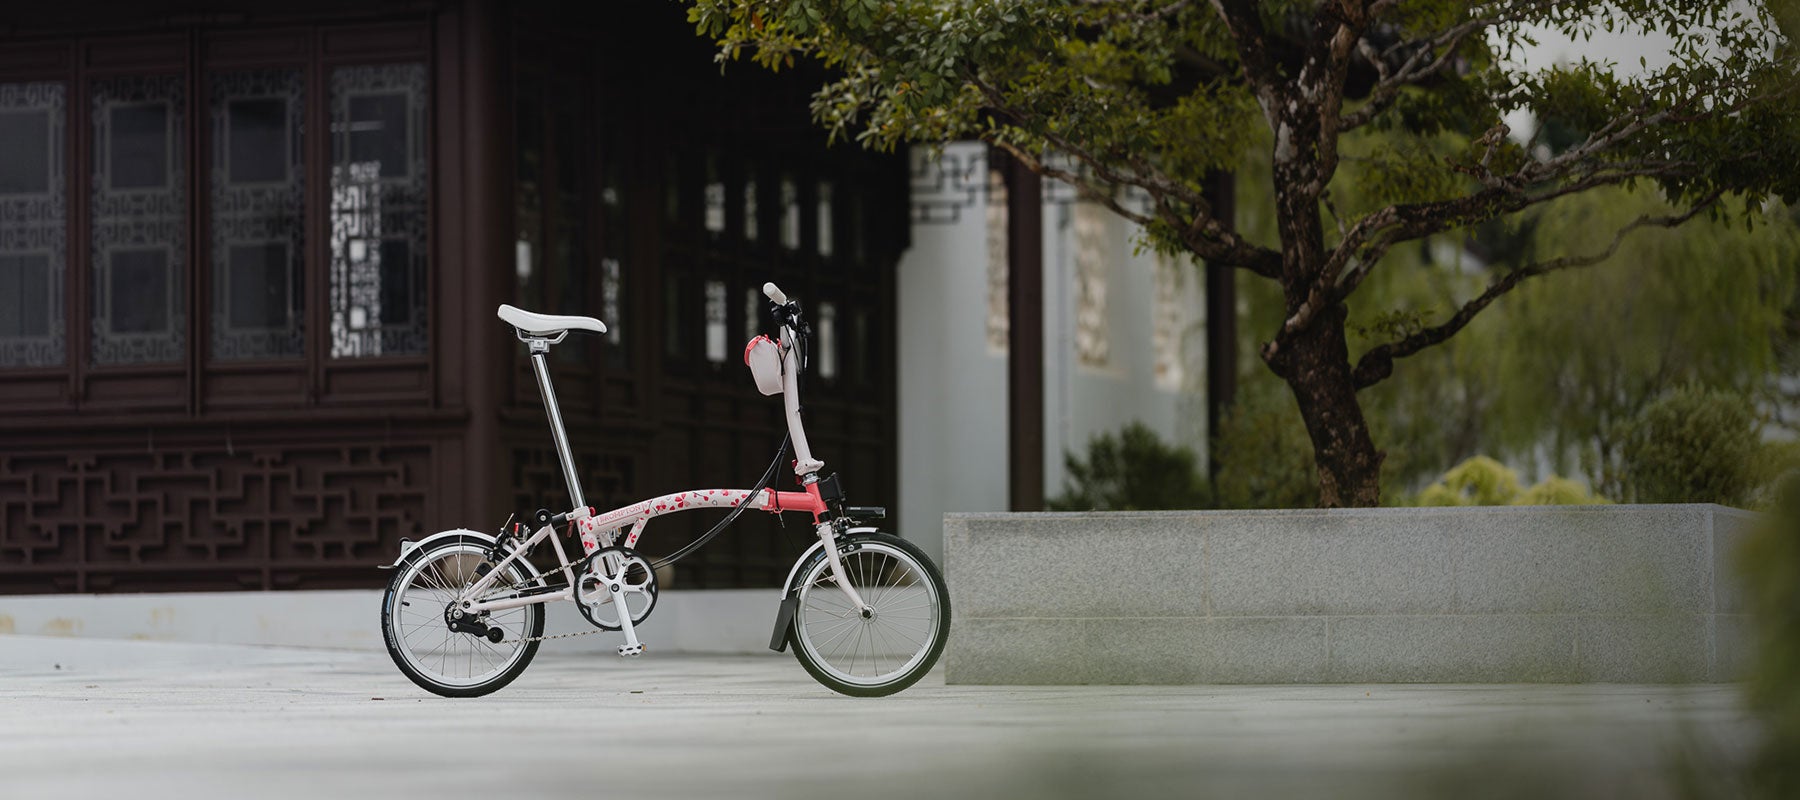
763, 282, 788, 306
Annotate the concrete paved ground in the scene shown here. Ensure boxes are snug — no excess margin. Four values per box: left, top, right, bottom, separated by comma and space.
0, 635, 1762, 799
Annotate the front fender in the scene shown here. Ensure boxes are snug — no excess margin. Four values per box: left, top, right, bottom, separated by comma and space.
777, 526, 880, 597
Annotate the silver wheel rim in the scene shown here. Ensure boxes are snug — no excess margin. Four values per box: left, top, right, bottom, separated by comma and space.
795, 541, 941, 688
390, 544, 537, 690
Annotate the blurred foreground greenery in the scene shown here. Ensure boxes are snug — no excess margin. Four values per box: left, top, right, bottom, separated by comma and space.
1743, 473, 1800, 797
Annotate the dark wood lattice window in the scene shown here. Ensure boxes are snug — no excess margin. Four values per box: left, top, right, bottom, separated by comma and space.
0, 22, 441, 595
328, 63, 429, 359
0, 28, 434, 414
210, 68, 305, 361
0, 81, 66, 369
90, 74, 187, 366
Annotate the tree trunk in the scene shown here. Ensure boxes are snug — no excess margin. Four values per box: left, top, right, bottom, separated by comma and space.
1267, 304, 1384, 507
1259, 48, 1382, 507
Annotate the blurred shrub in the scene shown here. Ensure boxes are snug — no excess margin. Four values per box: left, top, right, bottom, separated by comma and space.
1416, 456, 1521, 506
1047, 422, 1211, 511
1212, 384, 1318, 509
1413, 456, 1608, 506
1612, 384, 1761, 506
1741, 472, 1800, 797
1514, 475, 1610, 506
1747, 441, 1800, 510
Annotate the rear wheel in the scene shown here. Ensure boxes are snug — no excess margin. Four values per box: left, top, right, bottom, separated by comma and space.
789, 532, 949, 697
380, 537, 545, 697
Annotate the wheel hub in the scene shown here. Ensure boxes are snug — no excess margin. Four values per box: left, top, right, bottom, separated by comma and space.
444, 603, 496, 638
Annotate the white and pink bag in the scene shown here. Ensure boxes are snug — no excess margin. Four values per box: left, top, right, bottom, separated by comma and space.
743, 335, 784, 396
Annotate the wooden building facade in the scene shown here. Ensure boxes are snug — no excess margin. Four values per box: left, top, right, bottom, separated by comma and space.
0, 0, 907, 594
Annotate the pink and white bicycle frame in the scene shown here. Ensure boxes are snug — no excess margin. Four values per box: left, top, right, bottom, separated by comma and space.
411, 283, 869, 657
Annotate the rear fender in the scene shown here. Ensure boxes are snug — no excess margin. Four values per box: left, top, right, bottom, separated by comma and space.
379, 529, 545, 583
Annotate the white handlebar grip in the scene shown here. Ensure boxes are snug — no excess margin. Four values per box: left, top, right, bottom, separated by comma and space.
763, 282, 789, 305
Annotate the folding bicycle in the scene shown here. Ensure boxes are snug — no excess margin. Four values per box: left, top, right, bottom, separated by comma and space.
378, 283, 950, 697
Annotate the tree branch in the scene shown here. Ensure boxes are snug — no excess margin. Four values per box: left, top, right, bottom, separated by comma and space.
1339, 18, 1486, 130
1207, 0, 1286, 124
987, 139, 1156, 227
1175, 202, 1285, 279
972, 74, 1282, 278
1329, 158, 1704, 303
1312, 89, 1727, 316
1083, 0, 1195, 25
1348, 190, 1727, 390
1310, 1, 1374, 188
969, 75, 1201, 206
1317, 31, 1787, 307
1339, 0, 1561, 132
1271, 120, 1726, 350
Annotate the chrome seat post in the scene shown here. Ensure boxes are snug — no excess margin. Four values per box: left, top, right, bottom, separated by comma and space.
527, 337, 585, 511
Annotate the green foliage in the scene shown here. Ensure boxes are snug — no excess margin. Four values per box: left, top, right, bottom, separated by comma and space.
1046, 393, 1329, 512
1515, 475, 1612, 506
1212, 383, 1317, 510
1749, 441, 1800, 510
1345, 135, 1471, 207
1412, 456, 1608, 506
1494, 191, 1799, 482
686, 0, 1276, 182
686, 0, 1800, 212
1351, 187, 1800, 494
684, 0, 1800, 505
1415, 456, 1521, 506
1611, 384, 1763, 506
1739, 472, 1800, 796
1047, 422, 1210, 511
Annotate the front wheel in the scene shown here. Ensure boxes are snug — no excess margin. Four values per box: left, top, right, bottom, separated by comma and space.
788, 532, 950, 697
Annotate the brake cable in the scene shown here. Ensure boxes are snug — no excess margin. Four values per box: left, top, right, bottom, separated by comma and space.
650, 306, 809, 569
648, 433, 791, 571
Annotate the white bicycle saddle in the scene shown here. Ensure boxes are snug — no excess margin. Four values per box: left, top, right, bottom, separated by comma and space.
497, 304, 608, 336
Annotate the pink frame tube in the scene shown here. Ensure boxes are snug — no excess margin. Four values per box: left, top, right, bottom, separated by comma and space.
574, 486, 828, 555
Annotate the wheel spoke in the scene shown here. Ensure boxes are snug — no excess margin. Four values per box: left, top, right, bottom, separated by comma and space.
817, 615, 864, 660
803, 614, 862, 642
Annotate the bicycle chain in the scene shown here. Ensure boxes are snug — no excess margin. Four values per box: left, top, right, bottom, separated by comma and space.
519, 627, 609, 643
478, 545, 622, 645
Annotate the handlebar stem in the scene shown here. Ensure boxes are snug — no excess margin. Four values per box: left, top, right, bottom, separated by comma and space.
780, 320, 826, 478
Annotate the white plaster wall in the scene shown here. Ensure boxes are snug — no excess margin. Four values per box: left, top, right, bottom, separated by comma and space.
1041, 203, 1207, 500
896, 143, 1011, 564
897, 143, 1208, 562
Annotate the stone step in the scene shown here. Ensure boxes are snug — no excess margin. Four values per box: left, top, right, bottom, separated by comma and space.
945, 504, 1756, 684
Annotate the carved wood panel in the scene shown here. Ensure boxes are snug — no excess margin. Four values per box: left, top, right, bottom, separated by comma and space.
0, 442, 433, 593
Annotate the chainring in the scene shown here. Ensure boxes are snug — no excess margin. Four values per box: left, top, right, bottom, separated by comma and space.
573, 546, 658, 631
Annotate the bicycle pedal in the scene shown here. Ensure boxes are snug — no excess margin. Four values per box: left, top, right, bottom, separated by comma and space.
617, 643, 646, 657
